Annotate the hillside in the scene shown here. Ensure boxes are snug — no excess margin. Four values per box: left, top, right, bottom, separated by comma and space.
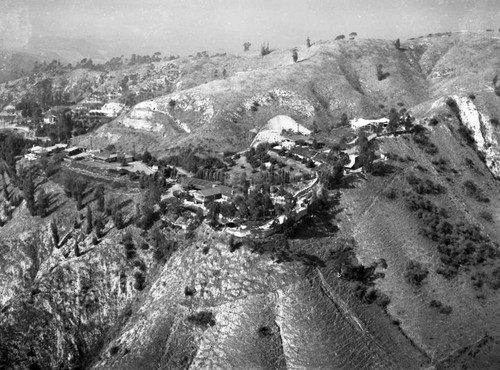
2, 32, 500, 369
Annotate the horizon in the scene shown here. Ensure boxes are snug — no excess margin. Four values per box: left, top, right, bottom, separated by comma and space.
0, 0, 499, 59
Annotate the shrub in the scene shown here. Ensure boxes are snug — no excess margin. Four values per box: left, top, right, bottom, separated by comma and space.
383, 188, 398, 200
184, 286, 195, 296
260, 42, 271, 56
335, 35, 345, 40
463, 180, 489, 202
406, 174, 446, 195
109, 346, 120, 356
479, 211, 494, 222
122, 232, 136, 260
133, 271, 146, 290
412, 124, 439, 154
432, 157, 456, 173
404, 260, 429, 287
457, 125, 476, 148
186, 311, 216, 327
491, 118, 499, 126
376, 64, 390, 81
292, 48, 298, 62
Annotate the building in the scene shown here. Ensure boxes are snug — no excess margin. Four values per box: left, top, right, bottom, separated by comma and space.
64, 146, 83, 156
193, 186, 234, 205
93, 151, 118, 162
117, 153, 134, 164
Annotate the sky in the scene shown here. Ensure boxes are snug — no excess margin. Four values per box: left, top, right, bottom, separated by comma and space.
17, 0, 500, 56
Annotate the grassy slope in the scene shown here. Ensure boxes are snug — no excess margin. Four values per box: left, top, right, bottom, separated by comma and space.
342, 119, 500, 366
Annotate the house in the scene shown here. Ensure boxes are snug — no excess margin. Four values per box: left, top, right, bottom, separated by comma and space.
194, 187, 222, 205
117, 153, 134, 164
100, 102, 125, 117
193, 186, 234, 205
93, 151, 118, 162
43, 112, 57, 125
64, 146, 83, 157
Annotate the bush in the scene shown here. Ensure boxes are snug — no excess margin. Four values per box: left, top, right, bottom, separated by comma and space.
109, 346, 120, 356
186, 311, 216, 327
335, 35, 345, 40
412, 125, 439, 154
122, 232, 136, 260
404, 260, 429, 287
406, 174, 446, 195
463, 180, 489, 202
260, 42, 271, 56
376, 64, 390, 81
133, 271, 146, 290
479, 211, 494, 222
383, 188, 398, 200
457, 125, 476, 148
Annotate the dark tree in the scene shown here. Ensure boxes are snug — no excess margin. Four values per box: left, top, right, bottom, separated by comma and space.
243, 42, 251, 52
335, 35, 345, 40
261, 42, 271, 56
86, 206, 93, 235
349, 32, 358, 40
94, 213, 104, 238
222, 68, 227, 79
292, 48, 298, 63
36, 189, 50, 217
404, 260, 429, 287
111, 206, 124, 229
21, 170, 36, 216
50, 219, 59, 247
306, 37, 311, 47
94, 185, 105, 213
395, 38, 401, 50
376, 64, 390, 81
387, 108, 400, 132
142, 150, 152, 165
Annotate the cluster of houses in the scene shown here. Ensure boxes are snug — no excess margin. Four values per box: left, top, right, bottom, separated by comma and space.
25, 143, 137, 166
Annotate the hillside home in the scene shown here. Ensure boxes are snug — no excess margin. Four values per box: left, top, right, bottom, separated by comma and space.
93, 151, 118, 162
64, 146, 83, 157
193, 186, 234, 205
118, 153, 134, 164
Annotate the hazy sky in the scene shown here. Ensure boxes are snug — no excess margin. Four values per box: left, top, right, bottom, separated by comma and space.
23, 0, 500, 55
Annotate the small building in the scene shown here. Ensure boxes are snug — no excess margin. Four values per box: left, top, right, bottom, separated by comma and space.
194, 187, 222, 205
193, 185, 234, 205
93, 151, 117, 162
118, 153, 134, 164
64, 146, 83, 156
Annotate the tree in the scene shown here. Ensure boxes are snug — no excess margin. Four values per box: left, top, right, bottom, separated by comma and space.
142, 150, 152, 165
94, 213, 104, 238
261, 42, 271, 56
86, 206, 93, 234
94, 185, 105, 212
376, 64, 390, 81
111, 206, 124, 229
358, 132, 377, 172
50, 219, 59, 247
395, 38, 401, 50
21, 170, 36, 216
306, 37, 311, 47
292, 48, 298, 63
387, 108, 399, 132
36, 189, 50, 217
349, 32, 358, 40
243, 42, 251, 52
222, 68, 227, 79
335, 35, 345, 40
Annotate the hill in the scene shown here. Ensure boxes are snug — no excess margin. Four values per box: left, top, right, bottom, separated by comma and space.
1, 32, 500, 369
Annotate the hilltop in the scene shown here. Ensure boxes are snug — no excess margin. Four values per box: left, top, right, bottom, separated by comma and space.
1, 31, 500, 369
